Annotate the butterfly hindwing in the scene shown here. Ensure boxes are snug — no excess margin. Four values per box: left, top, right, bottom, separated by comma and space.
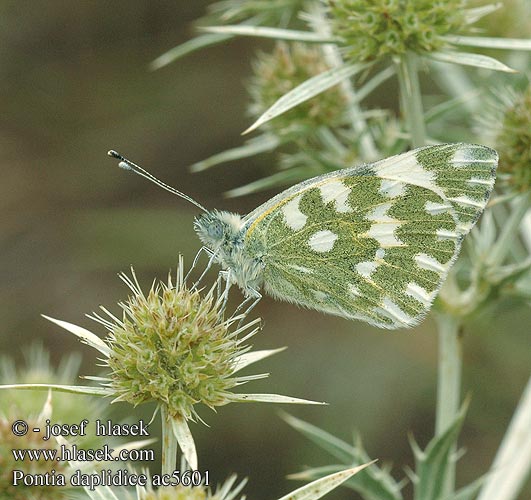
243, 143, 497, 328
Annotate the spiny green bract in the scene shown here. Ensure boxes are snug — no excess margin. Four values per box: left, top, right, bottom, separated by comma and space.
496, 85, 531, 192
327, 0, 467, 62
249, 42, 348, 137
107, 279, 243, 420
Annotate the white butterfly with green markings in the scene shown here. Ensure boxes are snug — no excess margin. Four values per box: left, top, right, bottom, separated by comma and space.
109, 143, 497, 329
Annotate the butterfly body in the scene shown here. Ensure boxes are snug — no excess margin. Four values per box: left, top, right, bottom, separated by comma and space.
194, 209, 265, 295
193, 143, 497, 328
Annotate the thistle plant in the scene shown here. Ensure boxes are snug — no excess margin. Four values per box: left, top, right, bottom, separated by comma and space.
447, 82, 531, 499
102, 271, 261, 417
0, 258, 323, 476
172, 1, 531, 194
282, 407, 471, 500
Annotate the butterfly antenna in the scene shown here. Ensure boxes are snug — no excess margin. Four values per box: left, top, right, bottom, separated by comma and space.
107, 150, 208, 212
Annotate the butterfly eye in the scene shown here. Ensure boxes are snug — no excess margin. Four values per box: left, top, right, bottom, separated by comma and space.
207, 220, 224, 241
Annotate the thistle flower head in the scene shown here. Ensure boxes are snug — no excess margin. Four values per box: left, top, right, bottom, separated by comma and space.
39, 259, 318, 421
494, 84, 531, 193
94, 263, 262, 421
327, 0, 468, 62
31, 259, 320, 470
249, 42, 347, 137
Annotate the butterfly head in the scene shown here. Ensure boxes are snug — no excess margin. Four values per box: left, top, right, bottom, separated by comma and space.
194, 210, 245, 251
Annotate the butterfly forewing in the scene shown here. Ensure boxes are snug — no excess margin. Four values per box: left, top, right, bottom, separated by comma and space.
243, 143, 497, 328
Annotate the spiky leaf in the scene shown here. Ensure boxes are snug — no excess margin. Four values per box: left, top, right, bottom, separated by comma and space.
413, 402, 468, 500
283, 414, 403, 500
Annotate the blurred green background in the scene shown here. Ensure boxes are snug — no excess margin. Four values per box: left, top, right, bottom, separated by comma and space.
1, 1, 529, 499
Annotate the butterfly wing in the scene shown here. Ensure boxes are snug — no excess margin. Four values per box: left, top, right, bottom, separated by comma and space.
243, 143, 497, 328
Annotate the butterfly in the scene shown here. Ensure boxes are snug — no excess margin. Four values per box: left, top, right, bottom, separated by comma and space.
109, 143, 497, 329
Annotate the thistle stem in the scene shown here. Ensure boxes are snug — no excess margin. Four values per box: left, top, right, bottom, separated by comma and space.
161, 405, 177, 475
397, 51, 426, 148
435, 313, 462, 495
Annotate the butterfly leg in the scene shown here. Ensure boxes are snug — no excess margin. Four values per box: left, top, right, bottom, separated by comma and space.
233, 288, 262, 325
188, 245, 214, 278
189, 246, 217, 291
218, 268, 233, 312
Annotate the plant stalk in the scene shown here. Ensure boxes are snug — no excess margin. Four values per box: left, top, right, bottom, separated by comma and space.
435, 313, 462, 495
397, 51, 426, 148
161, 405, 177, 475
